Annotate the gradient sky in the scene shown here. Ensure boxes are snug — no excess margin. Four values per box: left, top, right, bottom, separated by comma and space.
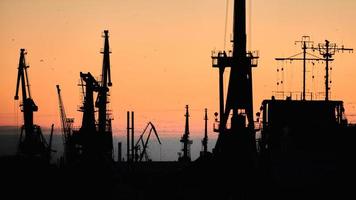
1, 0, 356, 136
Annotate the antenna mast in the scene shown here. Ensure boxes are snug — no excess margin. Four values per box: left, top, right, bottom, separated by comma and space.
179, 105, 193, 162
313, 40, 353, 101
276, 36, 353, 101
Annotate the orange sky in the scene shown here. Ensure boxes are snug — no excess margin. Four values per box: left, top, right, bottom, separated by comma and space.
1, 0, 356, 136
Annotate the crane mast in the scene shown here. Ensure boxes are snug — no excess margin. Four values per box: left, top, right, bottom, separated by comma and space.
56, 85, 74, 162
96, 30, 113, 157
15, 49, 37, 135
211, 0, 258, 159
14, 49, 50, 157
70, 30, 114, 161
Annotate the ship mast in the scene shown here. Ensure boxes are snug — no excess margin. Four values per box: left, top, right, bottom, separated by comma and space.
201, 108, 208, 154
179, 105, 193, 162
313, 40, 353, 101
276, 37, 353, 101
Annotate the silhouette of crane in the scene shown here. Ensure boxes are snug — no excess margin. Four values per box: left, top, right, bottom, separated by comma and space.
78, 72, 100, 156
134, 122, 161, 162
56, 85, 74, 163
14, 49, 53, 159
211, 0, 258, 160
70, 30, 114, 161
96, 30, 114, 158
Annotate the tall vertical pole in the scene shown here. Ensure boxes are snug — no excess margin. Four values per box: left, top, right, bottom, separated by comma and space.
325, 40, 330, 101
219, 68, 224, 132
203, 108, 208, 153
48, 124, 54, 155
118, 142, 122, 162
98, 30, 112, 135
302, 41, 306, 101
179, 105, 192, 162
313, 40, 352, 101
184, 105, 189, 158
126, 111, 130, 162
131, 111, 134, 162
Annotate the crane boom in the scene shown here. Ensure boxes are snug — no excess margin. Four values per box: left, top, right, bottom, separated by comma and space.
56, 85, 74, 162
56, 85, 67, 139
134, 122, 161, 162
15, 49, 28, 101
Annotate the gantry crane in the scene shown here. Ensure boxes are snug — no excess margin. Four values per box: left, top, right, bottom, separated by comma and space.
14, 49, 53, 158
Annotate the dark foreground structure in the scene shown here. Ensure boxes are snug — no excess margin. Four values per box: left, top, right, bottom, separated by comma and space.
1, 0, 355, 199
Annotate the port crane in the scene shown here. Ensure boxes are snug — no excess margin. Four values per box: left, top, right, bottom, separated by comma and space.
134, 122, 161, 162
211, 0, 258, 160
14, 49, 53, 158
96, 30, 114, 158
71, 30, 114, 160
77, 72, 100, 155
56, 85, 74, 163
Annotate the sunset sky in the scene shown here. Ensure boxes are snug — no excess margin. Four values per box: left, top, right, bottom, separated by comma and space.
1, 0, 356, 137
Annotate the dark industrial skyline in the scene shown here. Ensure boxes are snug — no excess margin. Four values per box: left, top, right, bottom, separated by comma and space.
1, 0, 355, 134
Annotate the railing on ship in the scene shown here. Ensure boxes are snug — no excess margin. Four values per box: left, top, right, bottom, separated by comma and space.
272, 91, 329, 101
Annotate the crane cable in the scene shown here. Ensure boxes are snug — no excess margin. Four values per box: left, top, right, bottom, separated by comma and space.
248, 0, 252, 50
224, 0, 252, 49
223, 0, 229, 50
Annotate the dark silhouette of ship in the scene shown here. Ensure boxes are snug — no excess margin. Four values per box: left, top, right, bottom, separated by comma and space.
1, 0, 355, 199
